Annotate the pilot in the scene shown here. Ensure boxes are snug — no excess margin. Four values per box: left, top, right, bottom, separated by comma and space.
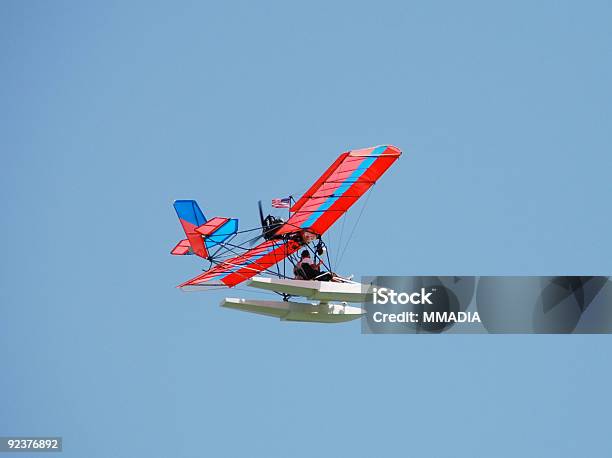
294, 250, 333, 281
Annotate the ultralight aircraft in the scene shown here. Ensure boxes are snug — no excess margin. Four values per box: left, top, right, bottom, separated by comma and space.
171, 145, 401, 322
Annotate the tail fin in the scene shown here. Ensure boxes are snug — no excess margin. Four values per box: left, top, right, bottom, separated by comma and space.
174, 200, 206, 227
171, 200, 239, 259
173, 200, 208, 258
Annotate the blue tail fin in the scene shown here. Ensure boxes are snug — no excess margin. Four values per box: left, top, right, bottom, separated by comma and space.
174, 200, 206, 227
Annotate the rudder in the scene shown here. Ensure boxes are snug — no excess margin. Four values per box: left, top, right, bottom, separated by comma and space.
173, 200, 208, 258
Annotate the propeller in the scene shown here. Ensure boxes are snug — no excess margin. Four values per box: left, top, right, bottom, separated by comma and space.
249, 199, 284, 246
249, 200, 266, 246
258, 200, 265, 228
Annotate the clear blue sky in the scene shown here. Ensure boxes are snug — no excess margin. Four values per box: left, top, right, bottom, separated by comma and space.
1, 1, 611, 457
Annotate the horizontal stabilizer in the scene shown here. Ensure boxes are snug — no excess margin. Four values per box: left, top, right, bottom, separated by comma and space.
171, 239, 192, 256
196, 217, 239, 247
195, 217, 231, 236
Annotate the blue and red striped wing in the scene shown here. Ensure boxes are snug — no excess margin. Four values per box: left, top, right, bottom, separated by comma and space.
179, 239, 301, 289
277, 145, 401, 236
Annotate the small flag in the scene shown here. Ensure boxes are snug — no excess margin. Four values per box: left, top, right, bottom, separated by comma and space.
272, 197, 291, 209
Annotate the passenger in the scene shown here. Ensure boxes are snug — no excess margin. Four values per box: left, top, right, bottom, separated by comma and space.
294, 250, 333, 281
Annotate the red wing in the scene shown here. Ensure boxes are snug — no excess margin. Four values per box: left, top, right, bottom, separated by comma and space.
276, 145, 401, 236
179, 239, 301, 289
